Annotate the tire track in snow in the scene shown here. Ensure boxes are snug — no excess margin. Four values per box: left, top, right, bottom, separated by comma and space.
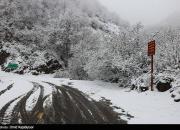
0, 84, 14, 97
0, 81, 127, 124
65, 86, 104, 123
44, 82, 64, 124
44, 82, 85, 124
63, 85, 113, 123
10, 82, 46, 124
10, 85, 39, 124
1, 96, 24, 125
44, 82, 126, 124
48, 83, 106, 123
0, 96, 22, 124
29, 82, 44, 124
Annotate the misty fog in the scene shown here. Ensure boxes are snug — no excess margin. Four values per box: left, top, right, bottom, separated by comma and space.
98, 0, 180, 26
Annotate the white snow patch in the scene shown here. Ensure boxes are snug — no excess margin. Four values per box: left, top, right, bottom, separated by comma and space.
0, 79, 33, 110
30, 81, 52, 98
26, 87, 40, 112
43, 94, 53, 110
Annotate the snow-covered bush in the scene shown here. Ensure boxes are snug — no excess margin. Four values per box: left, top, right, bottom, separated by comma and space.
131, 73, 150, 91
171, 86, 180, 102
54, 70, 70, 79
170, 73, 180, 102
68, 58, 89, 80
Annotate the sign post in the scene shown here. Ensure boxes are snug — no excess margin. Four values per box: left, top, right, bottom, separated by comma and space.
148, 40, 156, 91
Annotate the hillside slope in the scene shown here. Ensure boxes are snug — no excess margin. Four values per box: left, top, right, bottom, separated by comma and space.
0, 0, 128, 75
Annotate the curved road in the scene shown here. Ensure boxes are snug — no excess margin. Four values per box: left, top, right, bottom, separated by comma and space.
0, 81, 127, 124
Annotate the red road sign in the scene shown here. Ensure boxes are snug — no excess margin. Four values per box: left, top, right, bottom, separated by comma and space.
148, 40, 156, 56
147, 40, 156, 91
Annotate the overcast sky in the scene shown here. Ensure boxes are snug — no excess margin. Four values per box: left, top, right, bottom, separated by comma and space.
98, 0, 180, 26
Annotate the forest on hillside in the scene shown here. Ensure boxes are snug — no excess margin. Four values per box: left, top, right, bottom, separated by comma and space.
0, 0, 180, 88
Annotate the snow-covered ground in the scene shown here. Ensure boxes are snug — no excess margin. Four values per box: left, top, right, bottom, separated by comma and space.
0, 71, 180, 124
69, 80, 180, 124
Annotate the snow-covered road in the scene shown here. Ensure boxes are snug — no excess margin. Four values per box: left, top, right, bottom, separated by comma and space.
0, 72, 127, 124
0, 71, 180, 124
